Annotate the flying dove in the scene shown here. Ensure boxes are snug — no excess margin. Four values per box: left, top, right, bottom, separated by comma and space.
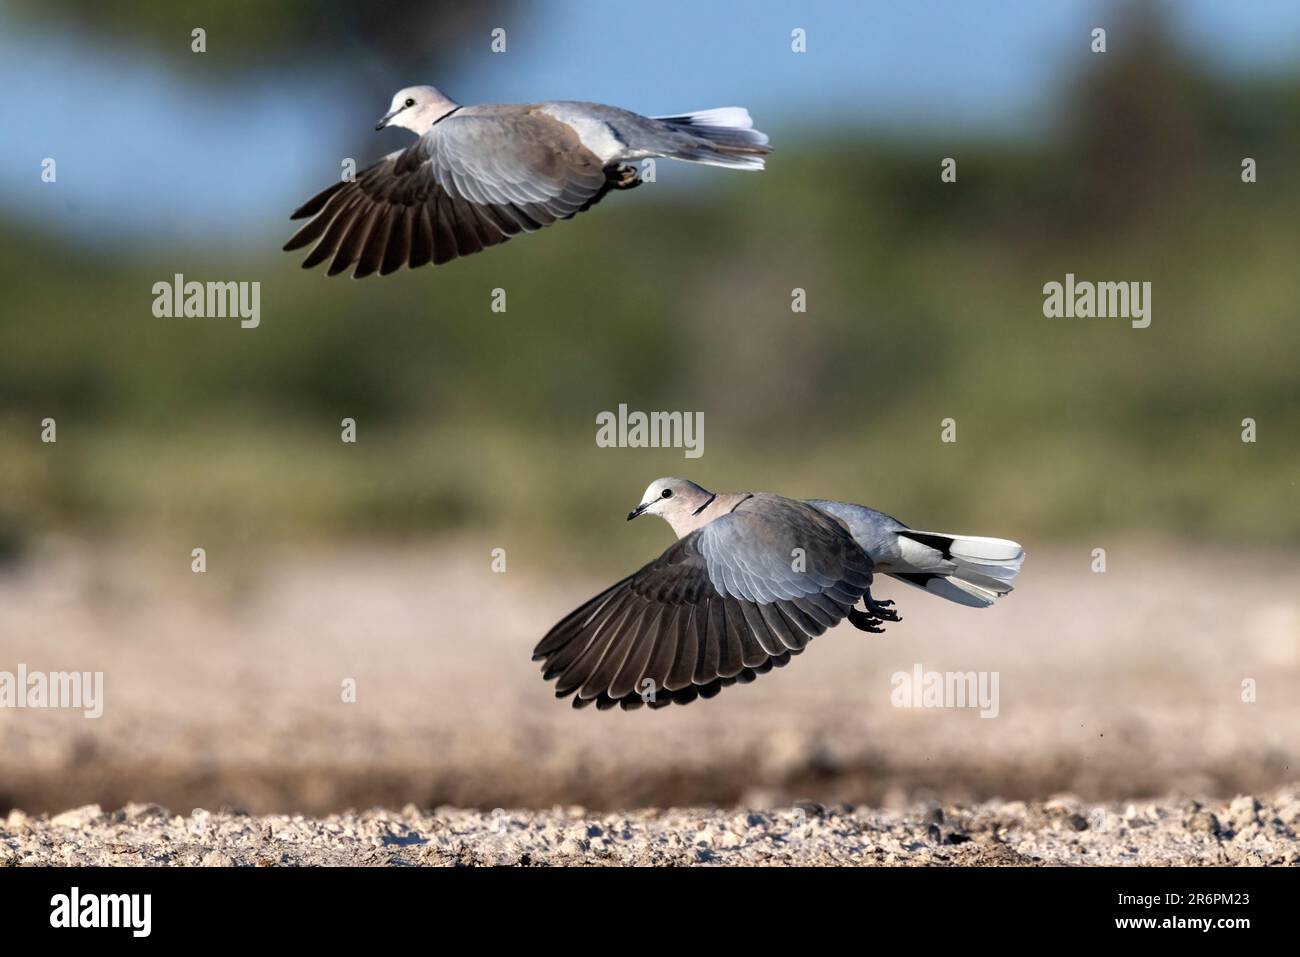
284, 85, 771, 277
533, 478, 1025, 711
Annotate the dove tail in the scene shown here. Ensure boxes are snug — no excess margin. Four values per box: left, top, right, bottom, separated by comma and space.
887, 531, 1025, 608
652, 107, 771, 170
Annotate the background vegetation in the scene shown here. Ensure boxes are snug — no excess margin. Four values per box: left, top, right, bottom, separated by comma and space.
1, 4, 1296, 569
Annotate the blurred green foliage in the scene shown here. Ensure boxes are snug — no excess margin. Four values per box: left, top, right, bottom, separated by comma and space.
6, 0, 506, 74
1, 23, 1297, 567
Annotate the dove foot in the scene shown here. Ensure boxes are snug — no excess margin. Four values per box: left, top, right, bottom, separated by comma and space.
609, 163, 642, 190
848, 607, 887, 634
865, 594, 901, 622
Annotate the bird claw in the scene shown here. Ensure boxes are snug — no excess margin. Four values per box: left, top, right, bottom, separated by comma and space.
866, 595, 901, 622
611, 163, 641, 189
848, 608, 887, 634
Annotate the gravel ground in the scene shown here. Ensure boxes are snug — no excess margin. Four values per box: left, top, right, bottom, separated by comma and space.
4, 790, 1298, 866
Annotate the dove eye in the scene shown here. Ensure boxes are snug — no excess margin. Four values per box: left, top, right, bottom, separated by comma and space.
404, 98, 415, 108
661, 489, 673, 499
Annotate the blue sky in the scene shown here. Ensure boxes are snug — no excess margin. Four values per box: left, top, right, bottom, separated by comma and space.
3, 0, 1298, 246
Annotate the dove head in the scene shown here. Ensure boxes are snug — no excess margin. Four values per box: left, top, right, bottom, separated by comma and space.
376, 85, 460, 132
628, 478, 715, 537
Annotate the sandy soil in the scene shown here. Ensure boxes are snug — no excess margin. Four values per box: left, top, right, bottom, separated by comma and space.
4, 790, 1297, 866
1, 540, 1298, 867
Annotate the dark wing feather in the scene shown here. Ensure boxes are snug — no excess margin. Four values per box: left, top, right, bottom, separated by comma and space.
532, 497, 875, 711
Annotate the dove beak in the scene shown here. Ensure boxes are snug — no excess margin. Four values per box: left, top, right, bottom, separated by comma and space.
627, 502, 649, 521
375, 109, 399, 131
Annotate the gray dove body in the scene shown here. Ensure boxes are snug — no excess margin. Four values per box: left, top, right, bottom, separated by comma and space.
534, 479, 1025, 710
285, 85, 771, 277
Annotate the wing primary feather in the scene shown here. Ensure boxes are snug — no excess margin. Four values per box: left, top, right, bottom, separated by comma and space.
290, 179, 348, 220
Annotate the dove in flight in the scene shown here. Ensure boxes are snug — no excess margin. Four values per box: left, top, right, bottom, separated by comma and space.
284, 85, 771, 277
533, 478, 1025, 711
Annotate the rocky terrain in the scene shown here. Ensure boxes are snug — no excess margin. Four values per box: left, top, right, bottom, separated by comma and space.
4, 790, 1297, 866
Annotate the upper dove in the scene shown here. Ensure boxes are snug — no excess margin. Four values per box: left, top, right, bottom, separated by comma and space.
285, 85, 771, 277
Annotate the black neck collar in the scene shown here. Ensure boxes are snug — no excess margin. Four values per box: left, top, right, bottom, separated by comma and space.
432, 106, 463, 127
692, 492, 717, 516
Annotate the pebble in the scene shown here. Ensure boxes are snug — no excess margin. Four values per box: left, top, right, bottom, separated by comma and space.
50, 804, 102, 828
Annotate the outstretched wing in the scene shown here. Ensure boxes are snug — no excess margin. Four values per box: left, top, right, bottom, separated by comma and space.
284, 110, 612, 277
533, 498, 874, 710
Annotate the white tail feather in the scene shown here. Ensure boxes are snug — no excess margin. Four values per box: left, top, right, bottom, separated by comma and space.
651, 107, 770, 170
891, 530, 1025, 608
652, 107, 756, 131
894, 573, 999, 608
941, 534, 1025, 564
676, 154, 766, 171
